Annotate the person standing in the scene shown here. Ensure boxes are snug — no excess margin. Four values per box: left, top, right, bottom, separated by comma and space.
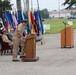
12, 20, 28, 61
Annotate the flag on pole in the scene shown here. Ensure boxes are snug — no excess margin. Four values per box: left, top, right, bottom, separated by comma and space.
4, 11, 15, 31
34, 11, 44, 35
34, 11, 41, 36
12, 12, 18, 29
4, 11, 9, 30
22, 11, 25, 20
15, 11, 17, 20
30, 11, 35, 33
17, 11, 23, 24
23, 12, 28, 20
38, 11, 44, 34
7, 11, 15, 30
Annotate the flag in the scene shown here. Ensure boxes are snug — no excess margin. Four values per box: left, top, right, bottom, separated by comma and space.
23, 11, 28, 19
38, 11, 44, 34
22, 11, 28, 20
14, 11, 17, 20
30, 11, 35, 33
1, 12, 9, 31
8, 12, 14, 28
34, 11, 44, 35
34, 11, 41, 36
4, 11, 11, 32
7, 11, 15, 30
17, 11, 23, 24
12, 12, 18, 29
4, 11, 9, 30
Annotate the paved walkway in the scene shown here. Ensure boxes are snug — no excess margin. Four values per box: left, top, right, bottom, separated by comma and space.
0, 31, 76, 75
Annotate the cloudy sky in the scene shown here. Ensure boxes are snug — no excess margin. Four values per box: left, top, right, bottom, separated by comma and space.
10, 0, 67, 11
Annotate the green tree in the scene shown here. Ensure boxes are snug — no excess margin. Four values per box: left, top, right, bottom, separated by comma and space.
0, 0, 12, 11
16, 0, 22, 11
63, 0, 76, 8
39, 9, 49, 19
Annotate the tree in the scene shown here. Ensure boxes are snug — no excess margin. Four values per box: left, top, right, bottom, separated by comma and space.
0, 0, 12, 11
63, 0, 76, 8
16, 0, 22, 11
39, 9, 49, 19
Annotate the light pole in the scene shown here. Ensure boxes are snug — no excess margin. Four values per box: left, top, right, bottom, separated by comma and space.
58, 0, 60, 18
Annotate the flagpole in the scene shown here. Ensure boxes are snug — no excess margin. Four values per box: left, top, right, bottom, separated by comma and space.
37, 0, 39, 11
31, 0, 33, 11
58, 0, 60, 18
25, 0, 31, 33
26, 0, 29, 12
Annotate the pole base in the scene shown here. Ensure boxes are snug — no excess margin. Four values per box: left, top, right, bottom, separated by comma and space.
21, 57, 39, 62
61, 46, 74, 48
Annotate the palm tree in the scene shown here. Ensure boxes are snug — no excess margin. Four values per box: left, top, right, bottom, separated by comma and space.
16, 0, 22, 11
63, 0, 76, 8
0, 0, 12, 11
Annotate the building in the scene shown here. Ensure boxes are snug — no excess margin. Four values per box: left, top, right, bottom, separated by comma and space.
49, 10, 76, 18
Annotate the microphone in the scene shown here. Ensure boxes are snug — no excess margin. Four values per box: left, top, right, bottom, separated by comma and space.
62, 22, 67, 25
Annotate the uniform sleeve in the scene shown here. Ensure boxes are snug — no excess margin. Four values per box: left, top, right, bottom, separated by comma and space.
17, 24, 22, 31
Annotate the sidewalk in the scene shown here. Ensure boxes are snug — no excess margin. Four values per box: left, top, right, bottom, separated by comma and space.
0, 31, 76, 75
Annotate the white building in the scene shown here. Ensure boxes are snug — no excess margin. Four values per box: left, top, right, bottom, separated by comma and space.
49, 10, 76, 18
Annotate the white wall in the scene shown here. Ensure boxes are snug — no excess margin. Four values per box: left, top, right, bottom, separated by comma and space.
49, 12, 71, 18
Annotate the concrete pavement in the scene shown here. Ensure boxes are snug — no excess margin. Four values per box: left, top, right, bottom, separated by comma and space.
0, 31, 76, 75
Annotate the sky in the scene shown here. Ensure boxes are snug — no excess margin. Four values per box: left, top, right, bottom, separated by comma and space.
10, 0, 67, 11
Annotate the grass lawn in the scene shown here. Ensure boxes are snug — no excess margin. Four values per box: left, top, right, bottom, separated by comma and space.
43, 18, 76, 34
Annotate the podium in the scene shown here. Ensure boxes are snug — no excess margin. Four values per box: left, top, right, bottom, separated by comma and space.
22, 34, 39, 62
61, 26, 74, 48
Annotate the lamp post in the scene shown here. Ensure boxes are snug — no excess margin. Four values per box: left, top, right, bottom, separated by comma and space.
58, 0, 60, 18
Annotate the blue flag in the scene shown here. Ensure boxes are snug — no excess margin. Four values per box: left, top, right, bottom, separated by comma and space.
17, 11, 23, 24
38, 11, 44, 34
7, 11, 15, 29
4, 11, 15, 30
4, 11, 9, 23
34, 11, 44, 35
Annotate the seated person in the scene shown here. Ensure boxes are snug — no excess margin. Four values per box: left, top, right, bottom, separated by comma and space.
7, 28, 14, 41
2, 29, 13, 46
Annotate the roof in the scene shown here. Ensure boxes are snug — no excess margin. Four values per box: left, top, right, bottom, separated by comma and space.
50, 10, 76, 14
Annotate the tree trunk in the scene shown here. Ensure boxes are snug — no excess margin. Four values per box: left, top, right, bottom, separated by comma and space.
16, 0, 22, 11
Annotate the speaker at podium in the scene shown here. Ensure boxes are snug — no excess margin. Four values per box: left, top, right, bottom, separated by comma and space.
61, 21, 74, 48
22, 34, 39, 62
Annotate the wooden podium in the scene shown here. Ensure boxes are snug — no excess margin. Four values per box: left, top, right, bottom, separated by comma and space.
61, 26, 74, 48
22, 34, 39, 62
